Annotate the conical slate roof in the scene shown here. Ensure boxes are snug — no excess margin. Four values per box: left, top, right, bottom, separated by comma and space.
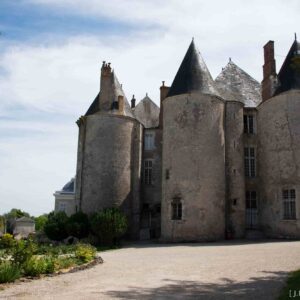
215, 60, 261, 107
274, 40, 300, 95
167, 40, 219, 97
133, 95, 160, 128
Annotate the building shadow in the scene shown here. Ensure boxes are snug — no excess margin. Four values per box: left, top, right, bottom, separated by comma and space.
103, 271, 288, 299
121, 238, 300, 249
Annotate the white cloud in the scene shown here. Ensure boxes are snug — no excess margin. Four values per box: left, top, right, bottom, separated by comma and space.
1, 0, 299, 215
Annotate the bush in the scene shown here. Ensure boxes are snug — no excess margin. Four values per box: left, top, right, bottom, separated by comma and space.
0, 233, 15, 249
75, 244, 96, 263
10, 239, 37, 266
66, 212, 89, 239
90, 208, 128, 246
54, 256, 76, 270
0, 262, 20, 283
44, 212, 69, 241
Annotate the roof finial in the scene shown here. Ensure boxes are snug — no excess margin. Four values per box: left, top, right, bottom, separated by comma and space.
162, 81, 165, 86
192, 37, 194, 41
146, 92, 148, 97
295, 32, 297, 41
229, 57, 232, 62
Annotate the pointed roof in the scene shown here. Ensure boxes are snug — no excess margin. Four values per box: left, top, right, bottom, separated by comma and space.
274, 39, 300, 95
167, 40, 219, 97
133, 95, 160, 128
215, 60, 261, 107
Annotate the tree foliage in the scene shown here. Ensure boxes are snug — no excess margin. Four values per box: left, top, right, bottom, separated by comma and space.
90, 208, 128, 246
44, 212, 69, 241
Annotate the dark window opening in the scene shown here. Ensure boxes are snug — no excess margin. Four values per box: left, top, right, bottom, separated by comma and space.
283, 189, 296, 220
172, 198, 182, 220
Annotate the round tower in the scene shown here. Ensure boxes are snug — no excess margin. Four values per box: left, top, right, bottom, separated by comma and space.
258, 40, 300, 238
75, 63, 142, 239
161, 41, 226, 241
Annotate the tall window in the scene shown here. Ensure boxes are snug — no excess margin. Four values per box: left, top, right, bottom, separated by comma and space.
283, 189, 296, 220
171, 197, 182, 220
144, 160, 153, 185
244, 147, 256, 177
246, 191, 257, 209
244, 114, 255, 134
144, 133, 154, 150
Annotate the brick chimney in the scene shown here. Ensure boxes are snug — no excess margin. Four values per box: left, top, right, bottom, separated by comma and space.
159, 81, 170, 128
99, 61, 113, 111
262, 41, 277, 101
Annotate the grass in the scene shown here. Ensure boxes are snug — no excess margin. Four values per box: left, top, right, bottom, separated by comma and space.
278, 269, 300, 300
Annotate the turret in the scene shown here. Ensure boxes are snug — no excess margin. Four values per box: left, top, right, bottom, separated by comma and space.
161, 40, 225, 242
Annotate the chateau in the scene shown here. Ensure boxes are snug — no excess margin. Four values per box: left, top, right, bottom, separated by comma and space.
56, 37, 300, 241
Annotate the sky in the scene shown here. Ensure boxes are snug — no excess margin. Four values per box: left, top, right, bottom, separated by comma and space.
0, 0, 299, 216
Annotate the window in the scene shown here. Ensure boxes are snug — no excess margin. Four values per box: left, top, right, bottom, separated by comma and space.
144, 133, 154, 150
171, 197, 182, 220
246, 191, 257, 209
59, 202, 66, 212
244, 147, 256, 177
283, 189, 296, 220
144, 160, 153, 185
244, 114, 255, 134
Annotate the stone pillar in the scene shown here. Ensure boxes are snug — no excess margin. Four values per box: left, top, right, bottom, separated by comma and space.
159, 81, 170, 128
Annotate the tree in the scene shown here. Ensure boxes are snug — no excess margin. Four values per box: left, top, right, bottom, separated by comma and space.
44, 212, 69, 241
34, 214, 48, 232
90, 208, 128, 246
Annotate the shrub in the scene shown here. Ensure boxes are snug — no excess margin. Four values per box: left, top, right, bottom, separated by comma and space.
10, 239, 37, 266
44, 212, 69, 241
90, 208, 128, 246
0, 233, 15, 249
66, 212, 89, 239
74, 244, 96, 263
0, 262, 20, 283
54, 256, 76, 270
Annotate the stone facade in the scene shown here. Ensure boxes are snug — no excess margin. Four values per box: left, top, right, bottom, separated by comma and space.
65, 38, 300, 241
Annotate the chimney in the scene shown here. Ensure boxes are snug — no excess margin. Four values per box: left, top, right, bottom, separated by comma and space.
118, 95, 124, 114
131, 95, 136, 109
262, 41, 277, 101
99, 61, 113, 111
159, 81, 170, 128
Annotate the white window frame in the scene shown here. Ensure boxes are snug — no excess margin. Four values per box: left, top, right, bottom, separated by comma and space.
283, 189, 296, 220
144, 159, 153, 185
244, 147, 256, 178
144, 132, 155, 150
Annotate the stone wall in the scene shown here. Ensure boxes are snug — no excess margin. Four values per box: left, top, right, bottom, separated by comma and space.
75, 113, 142, 239
257, 90, 300, 238
161, 92, 226, 241
225, 101, 246, 238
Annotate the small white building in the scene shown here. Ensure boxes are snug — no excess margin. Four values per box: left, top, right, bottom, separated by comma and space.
13, 216, 35, 237
54, 178, 76, 216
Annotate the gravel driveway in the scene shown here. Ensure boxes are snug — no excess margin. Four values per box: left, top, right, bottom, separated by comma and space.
1, 240, 300, 299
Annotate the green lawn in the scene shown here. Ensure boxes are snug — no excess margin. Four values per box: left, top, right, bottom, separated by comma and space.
278, 270, 300, 299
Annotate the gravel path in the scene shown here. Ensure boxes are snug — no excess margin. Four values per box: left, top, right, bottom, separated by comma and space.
1, 240, 300, 299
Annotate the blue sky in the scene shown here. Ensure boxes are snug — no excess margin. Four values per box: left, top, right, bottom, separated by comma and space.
0, 0, 299, 216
